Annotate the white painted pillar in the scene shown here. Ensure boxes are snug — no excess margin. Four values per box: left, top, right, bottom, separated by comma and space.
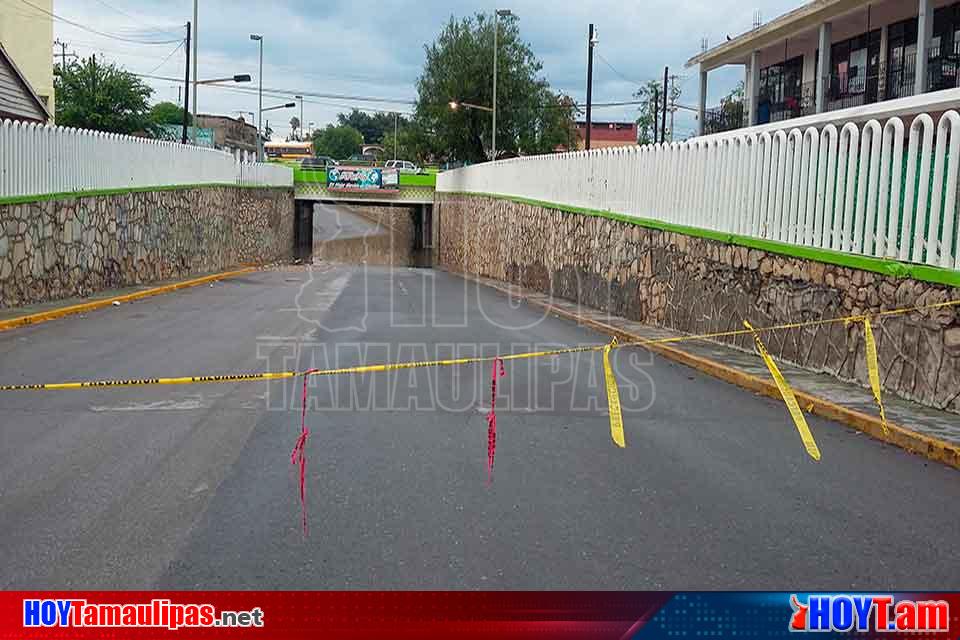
916, 0, 933, 95
749, 50, 760, 125
698, 69, 708, 136
816, 21, 832, 113
879, 24, 889, 99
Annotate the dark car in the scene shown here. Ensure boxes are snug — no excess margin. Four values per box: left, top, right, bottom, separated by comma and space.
300, 156, 338, 169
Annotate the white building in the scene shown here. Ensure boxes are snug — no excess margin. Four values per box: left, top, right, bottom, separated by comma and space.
689, 0, 955, 134
0, 0, 55, 119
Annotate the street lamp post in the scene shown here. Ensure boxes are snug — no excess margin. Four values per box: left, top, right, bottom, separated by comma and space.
250, 34, 263, 160
295, 95, 303, 140
191, 0, 198, 144
195, 74, 251, 85
262, 102, 296, 112
492, 8, 512, 161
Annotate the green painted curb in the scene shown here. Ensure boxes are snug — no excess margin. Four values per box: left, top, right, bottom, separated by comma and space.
441, 191, 960, 289
0, 183, 293, 206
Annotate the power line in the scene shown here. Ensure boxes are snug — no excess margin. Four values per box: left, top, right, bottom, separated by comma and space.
13, 0, 183, 44
145, 39, 186, 75
132, 73, 416, 105
84, 0, 183, 36
595, 52, 654, 88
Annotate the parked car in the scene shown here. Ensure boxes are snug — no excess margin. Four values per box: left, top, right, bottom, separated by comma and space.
384, 159, 424, 174
345, 153, 378, 165
300, 156, 338, 169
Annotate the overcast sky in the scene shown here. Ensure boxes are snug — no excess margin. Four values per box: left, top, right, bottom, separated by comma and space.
33, 0, 802, 139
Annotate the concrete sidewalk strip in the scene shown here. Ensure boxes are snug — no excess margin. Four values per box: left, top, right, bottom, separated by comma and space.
459, 272, 960, 471
0, 267, 257, 333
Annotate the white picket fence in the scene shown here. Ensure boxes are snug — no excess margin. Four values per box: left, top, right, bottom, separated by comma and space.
438, 95, 960, 270
0, 119, 292, 198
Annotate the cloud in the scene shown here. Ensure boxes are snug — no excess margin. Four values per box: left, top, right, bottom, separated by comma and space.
45, 0, 802, 138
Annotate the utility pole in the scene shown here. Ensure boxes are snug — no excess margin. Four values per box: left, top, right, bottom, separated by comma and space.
190, 0, 198, 144
652, 87, 659, 143
661, 66, 668, 144
585, 23, 596, 150
669, 75, 677, 142
394, 112, 398, 161
182, 22, 191, 144
53, 39, 75, 72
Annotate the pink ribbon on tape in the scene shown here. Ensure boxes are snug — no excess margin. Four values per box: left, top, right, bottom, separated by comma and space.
486, 357, 506, 484
291, 369, 316, 535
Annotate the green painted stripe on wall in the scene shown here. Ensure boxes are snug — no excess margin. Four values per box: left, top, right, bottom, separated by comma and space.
442, 191, 960, 289
0, 183, 293, 206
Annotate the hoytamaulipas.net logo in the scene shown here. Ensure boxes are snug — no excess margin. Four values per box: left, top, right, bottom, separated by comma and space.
24, 598, 264, 630
789, 594, 949, 633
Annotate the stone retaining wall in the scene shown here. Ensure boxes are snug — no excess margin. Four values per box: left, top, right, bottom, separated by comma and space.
436, 193, 960, 414
0, 186, 294, 308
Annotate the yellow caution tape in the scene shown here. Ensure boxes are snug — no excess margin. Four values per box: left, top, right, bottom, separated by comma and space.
862, 318, 889, 435
0, 346, 602, 392
0, 371, 297, 391
1, 298, 957, 401
602, 338, 626, 448
744, 321, 821, 461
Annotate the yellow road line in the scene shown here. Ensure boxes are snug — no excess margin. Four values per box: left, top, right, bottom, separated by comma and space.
458, 273, 960, 471
0, 267, 258, 333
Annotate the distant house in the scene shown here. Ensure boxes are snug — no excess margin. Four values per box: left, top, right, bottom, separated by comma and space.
194, 113, 258, 155
0, 42, 50, 124
574, 121, 638, 149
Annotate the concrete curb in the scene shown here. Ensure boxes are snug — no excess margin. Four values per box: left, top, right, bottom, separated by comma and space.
0, 267, 258, 333
463, 272, 960, 472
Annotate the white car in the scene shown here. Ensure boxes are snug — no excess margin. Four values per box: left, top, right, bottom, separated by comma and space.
384, 159, 423, 174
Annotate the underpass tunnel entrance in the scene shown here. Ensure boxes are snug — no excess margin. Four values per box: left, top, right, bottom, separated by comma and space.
298, 201, 435, 268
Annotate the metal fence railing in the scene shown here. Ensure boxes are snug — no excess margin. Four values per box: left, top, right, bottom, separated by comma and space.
438, 90, 960, 271
0, 119, 292, 199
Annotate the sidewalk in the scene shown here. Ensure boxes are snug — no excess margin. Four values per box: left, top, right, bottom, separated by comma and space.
0, 268, 256, 331
461, 272, 960, 470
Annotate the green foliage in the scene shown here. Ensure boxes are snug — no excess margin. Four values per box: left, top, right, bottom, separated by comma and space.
288, 116, 301, 141
719, 81, 745, 121
336, 109, 399, 144
55, 56, 154, 135
149, 101, 190, 126
414, 13, 574, 162
633, 79, 682, 145
381, 121, 433, 164
311, 124, 364, 159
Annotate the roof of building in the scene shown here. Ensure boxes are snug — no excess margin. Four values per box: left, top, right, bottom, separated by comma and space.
576, 120, 636, 127
576, 121, 637, 143
685, 0, 870, 70
0, 41, 50, 123
196, 113, 255, 127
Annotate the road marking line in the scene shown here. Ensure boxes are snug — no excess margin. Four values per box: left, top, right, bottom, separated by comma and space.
0, 267, 257, 333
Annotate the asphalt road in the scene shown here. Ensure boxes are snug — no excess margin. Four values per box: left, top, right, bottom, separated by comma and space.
1, 260, 958, 589
312, 202, 381, 242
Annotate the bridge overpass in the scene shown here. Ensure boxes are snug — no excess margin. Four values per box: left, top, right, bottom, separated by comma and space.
293, 169, 437, 265
293, 167, 435, 205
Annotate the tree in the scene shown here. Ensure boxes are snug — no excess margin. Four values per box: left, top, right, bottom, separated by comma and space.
414, 13, 573, 162
311, 124, 363, 159
55, 56, 154, 134
149, 101, 190, 126
336, 109, 396, 144
718, 81, 745, 127
289, 116, 301, 141
381, 120, 432, 163
633, 79, 682, 144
